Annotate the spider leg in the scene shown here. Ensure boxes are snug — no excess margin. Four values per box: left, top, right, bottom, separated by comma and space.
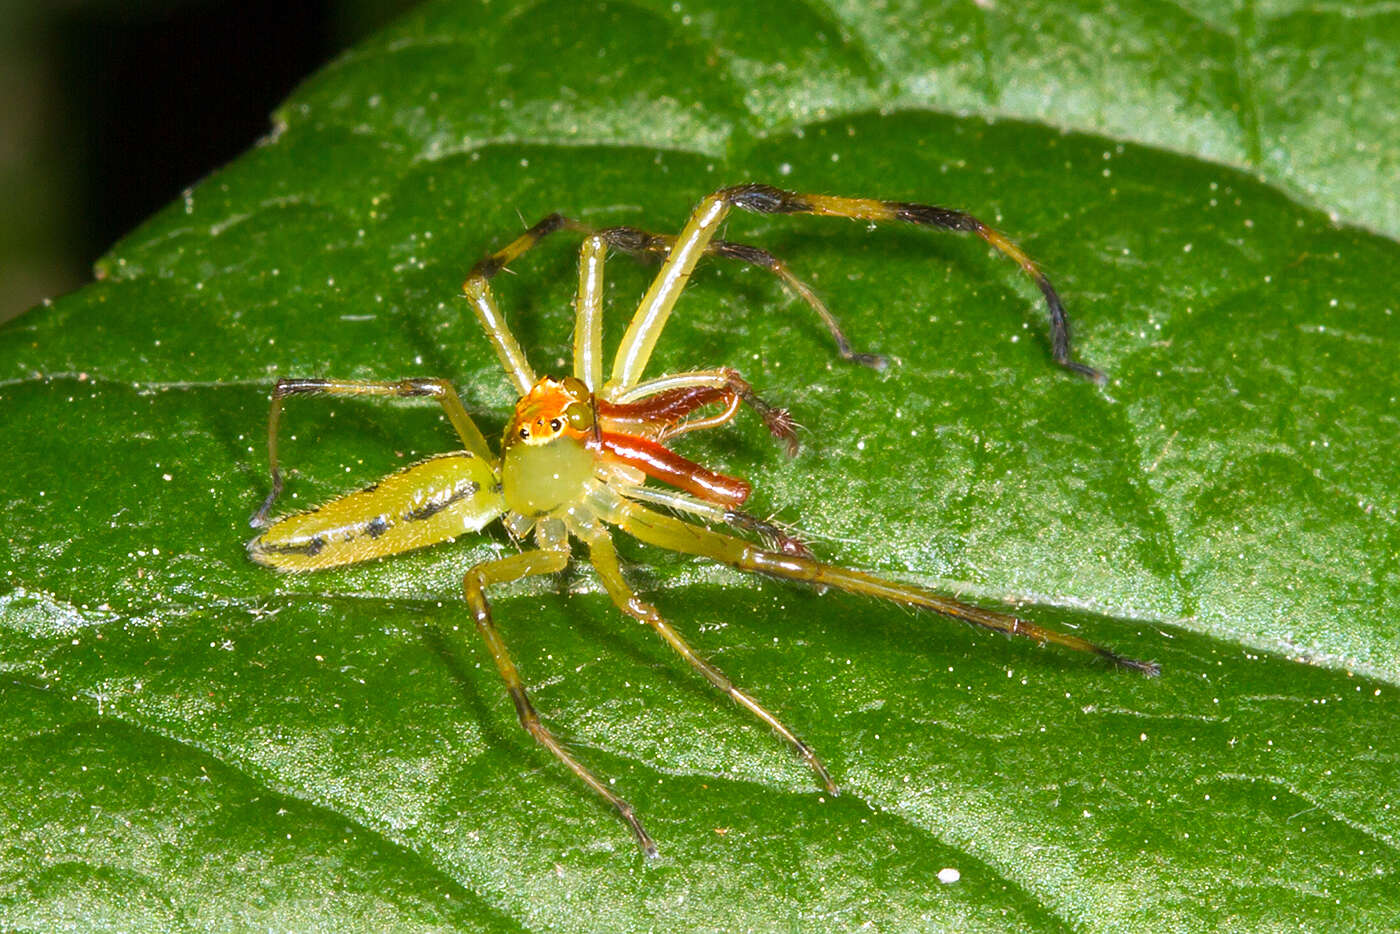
611, 184, 1104, 389
462, 546, 659, 857
463, 215, 580, 394
250, 377, 493, 528
619, 484, 814, 558
602, 367, 797, 454
574, 521, 838, 795
466, 213, 879, 393
597, 429, 752, 507
591, 227, 885, 371
706, 238, 888, 369
619, 384, 745, 442
573, 232, 608, 390
606, 499, 1160, 676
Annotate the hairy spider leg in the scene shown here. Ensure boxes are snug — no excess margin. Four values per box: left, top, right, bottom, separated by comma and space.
598, 380, 744, 438
589, 368, 806, 509
461, 217, 562, 395
251, 377, 494, 528
461, 545, 659, 857
463, 215, 805, 451
587, 227, 886, 371
616, 484, 813, 558
611, 183, 1105, 390
595, 429, 752, 508
463, 213, 884, 395
599, 367, 797, 453
601, 496, 1160, 676
573, 519, 839, 796
573, 231, 607, 389
603, 367, 798, 453
587, 379, 811, 552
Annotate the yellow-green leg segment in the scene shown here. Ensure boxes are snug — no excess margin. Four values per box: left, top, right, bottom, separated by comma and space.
576, 523, 838, 794
611, 184, 1104, 388
463, 211, 885, 396
606, 500, 1160, 676
462, 547, 659, 857
251, 376, 494, 528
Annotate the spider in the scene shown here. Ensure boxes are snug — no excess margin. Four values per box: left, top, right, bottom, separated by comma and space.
248, 183, 1158, 857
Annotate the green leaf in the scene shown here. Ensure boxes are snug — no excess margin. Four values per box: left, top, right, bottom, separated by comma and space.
3, 0, 1398, 930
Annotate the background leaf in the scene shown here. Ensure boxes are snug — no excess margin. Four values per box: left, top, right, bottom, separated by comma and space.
3, 0, 1398, 930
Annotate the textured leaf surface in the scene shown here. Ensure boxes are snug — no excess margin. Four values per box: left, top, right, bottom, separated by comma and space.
3, 1, 1398, 930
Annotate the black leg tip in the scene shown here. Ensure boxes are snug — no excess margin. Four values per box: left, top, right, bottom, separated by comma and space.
1097, 645, 1160, 677
849, 351, 890, 371
250, 495, 277, 529
1061, 359, 1107, 385
1122, 656, 1162, 678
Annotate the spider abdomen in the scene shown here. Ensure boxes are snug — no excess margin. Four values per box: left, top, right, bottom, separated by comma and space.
248, 452, 504, 571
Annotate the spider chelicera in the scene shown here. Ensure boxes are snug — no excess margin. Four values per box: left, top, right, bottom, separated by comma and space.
248, 183, 1158, 856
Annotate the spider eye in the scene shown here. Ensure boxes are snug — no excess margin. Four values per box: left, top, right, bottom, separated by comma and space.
549, 418, 563, 432
519, 427, 530, 440
563, 401, 594, 431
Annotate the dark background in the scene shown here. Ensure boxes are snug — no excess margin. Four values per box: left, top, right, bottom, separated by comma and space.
1, 0, 417, 324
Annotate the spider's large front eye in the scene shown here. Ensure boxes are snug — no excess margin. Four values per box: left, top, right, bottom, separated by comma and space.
519, 427, 530, 440
549, 417, 563, 433
563, 401, 594, 431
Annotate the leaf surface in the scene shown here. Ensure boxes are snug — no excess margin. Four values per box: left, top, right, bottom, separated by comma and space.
3, 1, 1398, 930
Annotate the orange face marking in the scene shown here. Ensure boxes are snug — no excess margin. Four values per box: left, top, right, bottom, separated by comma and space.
505, 376, 594, 447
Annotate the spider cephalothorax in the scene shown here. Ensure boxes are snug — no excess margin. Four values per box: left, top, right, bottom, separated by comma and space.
249, 183, 1156, 857
506, 376, 595, 447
